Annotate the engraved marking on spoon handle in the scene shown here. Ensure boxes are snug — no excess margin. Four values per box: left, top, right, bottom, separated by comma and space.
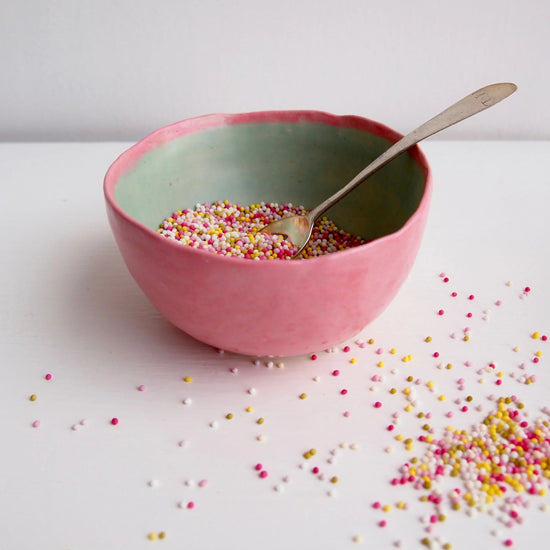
308, 82, 517, 222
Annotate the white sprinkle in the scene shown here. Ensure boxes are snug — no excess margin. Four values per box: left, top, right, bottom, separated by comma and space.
313, 376, 320, 382
148, 480, 159, 488
209, 420, 218, 429
230, 367, 238, 374
183, 397, 192, 405
247, 387, 257, 395
178, 440, 188, 448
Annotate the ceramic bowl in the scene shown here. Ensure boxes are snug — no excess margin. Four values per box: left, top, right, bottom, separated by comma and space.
104, 111, 432, 357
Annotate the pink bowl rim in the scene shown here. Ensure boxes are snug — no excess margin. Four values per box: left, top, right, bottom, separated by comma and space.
104, 110, 432, 268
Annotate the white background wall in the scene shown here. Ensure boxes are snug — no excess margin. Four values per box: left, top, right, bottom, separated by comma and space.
1, 0, 548, 141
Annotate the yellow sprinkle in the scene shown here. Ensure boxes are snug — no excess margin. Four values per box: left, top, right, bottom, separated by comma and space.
148, 533, 158, 541
330, 476, 339, 483
299, 393, 307, 400
390, 388, 397, 394
426, 380, 434, 389
403, 387, 411, 395
183, 376, 193, 383
395, 434, 404, 441
350, 357, 357, 364
246, 406, 254, 413
532, 331, 540, 339
309, 448, 317, 455
390, 348, 397, 354
257, 417, 264, 425
382, 504, 392, 512
425, 336, 432, 343
445, 363, 453, 370
226, 413, 233, 420
463, 335, 470, 342
405, 404, 413, 412
29, 394, 37, 402
535, 350, 543, 357
158, 532, 166, 540
368, 338, 375, 345
377, 361, 385, 368
439, 395, 446, 401
406, 376, 414, 382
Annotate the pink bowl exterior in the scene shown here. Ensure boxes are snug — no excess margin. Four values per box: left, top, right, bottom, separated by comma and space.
104, 111, 432, 357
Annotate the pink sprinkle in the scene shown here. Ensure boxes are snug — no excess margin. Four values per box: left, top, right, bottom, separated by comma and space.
259, 470, 268, 479
541, 334, 548, 341
439, 272, 446, 278
32, 420, 41, 428
340, 389, 348, 395
198, 479, 208, 488
465, 360, 472, 367
343, 346, 351, 353
461, 406, 468, 412
451, 291, 458, 297
466, 312, 473, 318
376, 348, 383, 355
255, 463, 263, 471
111, 417, 119, 425
438, 309, 445, 316
433, 352, 440, 358
468, 294, 475, 300
374, 401, 382, 408
372, 501, 381, 509
332, 370, 340, 376
312, 466, 320, 474
311, 354, 318, 360
533, 357, 540, 364
387, 424, 395, 431
45, 373, 52, 381
137, 384, 147, 392
379, 520, 387, 528
187, 501, 195, 509
343, 411, 351, 417
443, 277, 449, 283
524, 286, 531, 293
495, 379, 502, 386
495, 300, 502, 306
504, 540, 513, 547
457, 378, 465, 384
446, 411, 454, 418
430, 514, 438, 523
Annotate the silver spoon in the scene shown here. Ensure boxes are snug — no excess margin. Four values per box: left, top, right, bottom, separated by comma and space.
260, 82, 517, 257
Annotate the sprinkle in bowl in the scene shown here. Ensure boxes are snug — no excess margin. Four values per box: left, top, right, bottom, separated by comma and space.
104, 111, 432, 357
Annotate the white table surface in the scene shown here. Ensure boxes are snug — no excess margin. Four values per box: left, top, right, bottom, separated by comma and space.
1, 141, 549, 550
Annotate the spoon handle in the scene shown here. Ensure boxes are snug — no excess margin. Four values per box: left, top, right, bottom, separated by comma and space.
308, 82, 517, 221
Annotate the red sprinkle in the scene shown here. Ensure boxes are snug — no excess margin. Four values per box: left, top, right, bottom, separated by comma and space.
504, 540, 513, 547
332, 370, 340, 376
443, 277, 449, 283
451, 292, 458, 297
187, 501, 195, 509
312, 466, 320, 474
45, 373, 52, 381
343, 346, 351, 353
311, 354, 318, 361
387, 424, 395, 431
379, 520, 387, 528
438, 309, 445, 316
433, 352, 440, 358
254, 463, 263, 471
372, 501, 381, 509
524, 286, 531, 293
374, 401, 382, 408
259, 470, 268, 479
111, 417, 119, 425
340, 389, 348, 395
468, 294, 475, 300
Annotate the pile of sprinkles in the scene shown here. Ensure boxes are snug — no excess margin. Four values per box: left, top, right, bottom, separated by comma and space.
157, 200, 365, 259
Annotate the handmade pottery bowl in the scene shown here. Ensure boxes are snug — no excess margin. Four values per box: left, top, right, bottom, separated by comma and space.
104, 111, 432, 357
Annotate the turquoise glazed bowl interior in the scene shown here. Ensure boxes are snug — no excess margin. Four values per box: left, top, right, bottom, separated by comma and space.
104, 111, 432, 357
